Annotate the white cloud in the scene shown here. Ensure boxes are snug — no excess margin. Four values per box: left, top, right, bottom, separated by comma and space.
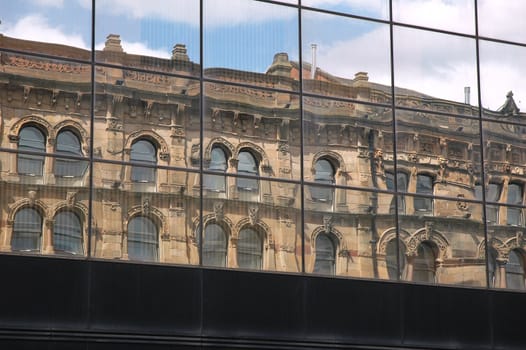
303, 0, 388, 17
95, 40, 170, 59
3, 14, 88, 49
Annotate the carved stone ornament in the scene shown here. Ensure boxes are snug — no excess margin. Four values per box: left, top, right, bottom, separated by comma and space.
142, 198, 151, 215
248, 206, 259, 225
323, 215, 333, 233
213, 201, 224, 222
66, 191, 77, 207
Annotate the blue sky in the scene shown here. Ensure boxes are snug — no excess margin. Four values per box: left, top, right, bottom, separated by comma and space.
1, 0, 526, 110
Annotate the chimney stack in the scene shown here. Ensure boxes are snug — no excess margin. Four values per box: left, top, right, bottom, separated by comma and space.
310, 44, 317, 79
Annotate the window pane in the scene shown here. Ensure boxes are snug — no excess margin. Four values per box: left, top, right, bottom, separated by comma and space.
415, 175, 433, 212
507, 184, 523, 226
55, 130, 88, 177
237, 151, 259, 191
313, 233, 335, 275
18, 126, 45, 176
506, 250, 525, 290
12, 208, 42, 252
413, 243, 435, 283
311, 159, 334, 202
386, 239, 406, 280
203, 223, 227, 267
128, 216, 158, 262
131, 140, 157, 183
237, 228, 262, 270
204, 147, 227, 193
54, 211, 83, 255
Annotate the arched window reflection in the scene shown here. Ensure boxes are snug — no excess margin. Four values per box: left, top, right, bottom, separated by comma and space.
12, 208, 42, 252
131, 139, 157, 183
237, 228, 262, 269
236, 150, 259, 192
53, 211, 83, 254
488, 247, 499, 288
485, 183, 501, 224
127, 216, 158, 262
506, 249, 525, 290
311, 159, 335, 202
203, 223, 227, 267
55, 130, 88, 177
386, 239, 406, 280
313, 233, 336, 275
204, 146, 227, 193
414, 174, 433, 213
413, 242, 436, 283
507, 183, 523, 226
18, 126, 45, 176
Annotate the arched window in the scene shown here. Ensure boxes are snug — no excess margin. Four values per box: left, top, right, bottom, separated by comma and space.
413, 242, 436, 283
507, 183, 523, 226
414, 174, 433, 213
204, 146, 227, 193
311, 159, 335, 202
386, 239, 406, 280
506, 249, 525, 290
313, 233, 336, 275
55, 130, 88, 177
203, 223, 227, 267
130, 139, 157, 183
477, 183, 501, 224
127, 216, 158, 262
236, 150, 259, 192
237, 228, 262, 269
386, 172, 408, 214
53, 211, 83, 255
12, 208, 42, 252
18, 126, 46, 176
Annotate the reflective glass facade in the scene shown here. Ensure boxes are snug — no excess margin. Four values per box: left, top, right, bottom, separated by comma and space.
2, 0, 526, 292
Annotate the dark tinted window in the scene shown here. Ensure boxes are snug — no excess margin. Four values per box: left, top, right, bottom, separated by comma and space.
413, 242, 435, 283
237, 151, 259, 191
506, 250, 525, 290
203, 223, 227, 267
237, 228, 262, 269
54, 211, 83, 254
128, 216, 158, 262
507, 183, 523, 226
204, 146, 227, 192
55, 130, 88, 177
12, 208, 42, 252
414, 174, 433, 212
313, 233, 335, 275
18, 126, 45, 176
131, 139, 157, 182
311, 159, 335, 202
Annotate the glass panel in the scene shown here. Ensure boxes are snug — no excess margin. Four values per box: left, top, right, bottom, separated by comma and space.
237, 151, 259, 193
399, 196, 486, 287
204, 147, 228, 193
386, 172, 408, 214
204, 81, 301, 181
0, 1, 91, 60
304, 97, 393, 192
305, 188, 396, 280
94, 66, 201, 172
478, 0, 526, 44
302, 0, 389, 20
203, 176, 302, 273
311, 159, 335, 203
386, 239, 406, 280
202, 223, 227, 267
393, 26, 478, 108
55, 130, 88, 178
95, 0, 200, 76
18, 126, 46, 176
131, 139, 157, 183
204, 0, 299, 90
506, 250, 525, 290
479, 40, 526, 115
91, 166, 199, 265
302, 10, 391, 100
507, 184, 523, 226
12, 208, 42, 252
393, 0, 475, 34
54, 211, 83, 255
313, 233, 336, 275
237, 228, 263, 270
396, 110, 482, 204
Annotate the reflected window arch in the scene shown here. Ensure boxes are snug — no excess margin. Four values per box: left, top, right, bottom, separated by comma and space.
204, 146, 228, 193
507, 183, 523, 226
130, 139, 157, 183
311, 158, 335, 202
12, 207, 42, 252
414, 174, 433, 213
413, 242, 436, 283
53, 211, 83, 255
55, 129, 88, 177
202, 223, 228, 267
506, 249, 525, 290
386, 239, 406, 280
127, 216, 159, 262
236, 150, 259, 192
386, 172, 408, 214
313, 232, 336, 275
237, 227, 262, 269
18, 125, 46, 176
476, 183, 501, 224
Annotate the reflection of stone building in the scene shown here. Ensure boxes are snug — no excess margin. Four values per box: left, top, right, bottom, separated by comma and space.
2, 33, 526, 290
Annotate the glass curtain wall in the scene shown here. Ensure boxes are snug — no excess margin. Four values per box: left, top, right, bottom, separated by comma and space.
2, 0, 526, 290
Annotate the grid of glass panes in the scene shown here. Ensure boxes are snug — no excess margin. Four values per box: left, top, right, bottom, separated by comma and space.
2, 0, 526, 290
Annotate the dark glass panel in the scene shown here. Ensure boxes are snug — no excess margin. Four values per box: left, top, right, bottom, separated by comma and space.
506, 250, 525, 290
18, 126, 45, 176
127, 216, 158, 262
237, 228, 262, 270
55, 130, 88, 178
130, 139, 157, 183
54, 211, 83, 255
236, 151, 259, 192
414, 175, 433, 213
313, 233, 335, 275
203, 223, 227, 267
310, 159, 334, 203
507, 184, 523, 226
204, 147, 227, 193
413, 243, 436, 283
12, 208, 42, 252
386, 239, 406, 280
